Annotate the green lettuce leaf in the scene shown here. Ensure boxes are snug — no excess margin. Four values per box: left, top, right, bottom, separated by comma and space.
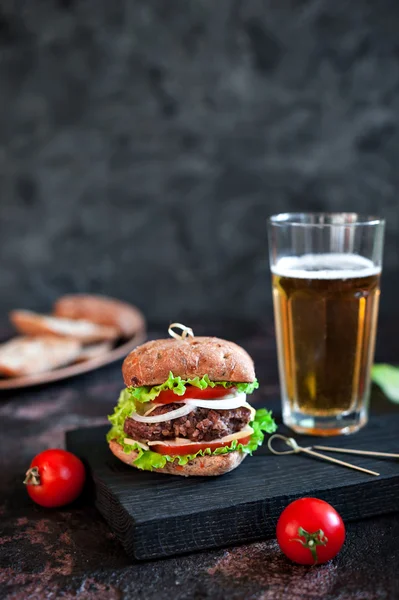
371, 364, 399, 403
243, 408, 277, 453
128, 372, 259, 404
107, 401, 277, 471
107, 388, 136, 445
132, 449, 168, 470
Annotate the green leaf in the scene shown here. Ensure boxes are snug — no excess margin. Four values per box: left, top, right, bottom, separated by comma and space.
371, 364, 399, 403
107, 388, 135, 442
243, 407, 278, 453
128, 372, 259, 404
133, 450, 167, 470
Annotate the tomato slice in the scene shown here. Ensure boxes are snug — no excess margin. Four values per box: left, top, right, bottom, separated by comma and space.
151, 435, 251, 455
155, 385, 235, 404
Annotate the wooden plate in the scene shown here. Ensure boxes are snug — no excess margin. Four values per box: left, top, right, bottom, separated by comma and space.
0, 329, 146, 390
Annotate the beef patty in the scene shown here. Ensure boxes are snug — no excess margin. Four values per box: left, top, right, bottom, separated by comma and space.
124, 403, 252, 442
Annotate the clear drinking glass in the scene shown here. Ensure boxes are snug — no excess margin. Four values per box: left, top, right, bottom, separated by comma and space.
268, 213, 385, 436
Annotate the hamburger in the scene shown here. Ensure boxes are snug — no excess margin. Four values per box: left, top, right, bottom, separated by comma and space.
107, 326, 276, 476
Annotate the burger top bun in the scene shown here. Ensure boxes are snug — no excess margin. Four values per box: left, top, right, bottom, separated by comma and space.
122, 336, 256, 387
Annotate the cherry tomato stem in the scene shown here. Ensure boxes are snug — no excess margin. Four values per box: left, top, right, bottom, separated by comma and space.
276, 498, 345, 565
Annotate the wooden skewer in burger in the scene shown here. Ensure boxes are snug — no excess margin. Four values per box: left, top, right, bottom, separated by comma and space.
107, 324, 276, 476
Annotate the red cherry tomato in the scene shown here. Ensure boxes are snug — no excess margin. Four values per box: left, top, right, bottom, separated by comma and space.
24, 449, 86, 508
155, 385, 236, 404
276, 498, 345, 565
152, 435, 251, 456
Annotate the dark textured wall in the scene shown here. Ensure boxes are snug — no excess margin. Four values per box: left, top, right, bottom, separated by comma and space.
1, 0, 398, 325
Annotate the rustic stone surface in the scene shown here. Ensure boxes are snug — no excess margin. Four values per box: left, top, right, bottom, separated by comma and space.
1, 321, 399, 599
0, 0, 398, 322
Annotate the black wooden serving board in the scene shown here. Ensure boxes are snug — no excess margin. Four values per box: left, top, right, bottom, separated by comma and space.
66, 415, 399, 561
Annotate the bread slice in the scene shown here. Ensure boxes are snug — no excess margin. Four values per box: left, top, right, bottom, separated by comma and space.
122, 336, 256, 387
0, 336, 81, 377
74, 341, 112, 363
10, 310, 119, 344
53, 294, 145, 338
109, 440, 246, 477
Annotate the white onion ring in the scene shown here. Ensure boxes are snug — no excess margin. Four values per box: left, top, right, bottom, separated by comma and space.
131, 404, 195, 423
185, 392, 247, 410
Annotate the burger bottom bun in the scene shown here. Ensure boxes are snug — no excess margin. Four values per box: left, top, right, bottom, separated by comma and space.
109, 440, 246, 477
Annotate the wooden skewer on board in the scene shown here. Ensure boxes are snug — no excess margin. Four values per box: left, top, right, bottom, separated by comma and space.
267, 434, 380, 477
314, 446, 399, 459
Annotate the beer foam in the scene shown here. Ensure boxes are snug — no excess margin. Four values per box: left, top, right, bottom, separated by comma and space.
271, 253, 381, 280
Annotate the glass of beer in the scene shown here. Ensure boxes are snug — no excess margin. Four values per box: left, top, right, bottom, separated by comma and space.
268, 213, 385, 436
